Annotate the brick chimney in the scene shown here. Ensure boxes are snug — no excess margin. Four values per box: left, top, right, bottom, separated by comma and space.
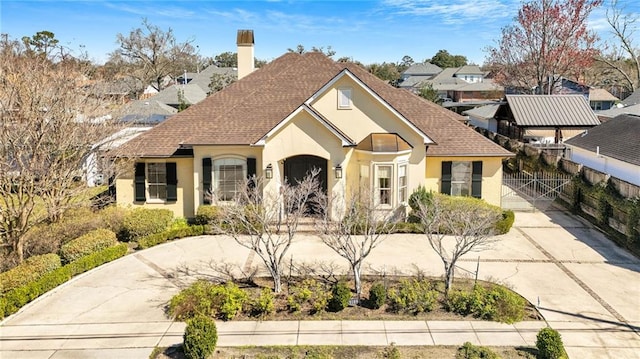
236, 30, 255, 80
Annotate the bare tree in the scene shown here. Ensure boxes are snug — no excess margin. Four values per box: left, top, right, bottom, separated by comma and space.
596, 0, 640, 93
485, 0, 601, 94
208, 72, 237, 95
211, 170, 320, 293
112, 18, 198, 92
317, 190, 397, 298
416, 194, 502, 296
0, 35, 126, 264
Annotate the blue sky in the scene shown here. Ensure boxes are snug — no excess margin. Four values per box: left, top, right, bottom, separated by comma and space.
1, 0, 638, 66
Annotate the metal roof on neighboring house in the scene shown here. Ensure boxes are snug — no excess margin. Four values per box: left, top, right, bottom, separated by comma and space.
564, 114, 640, 166
505, 94, 601, 127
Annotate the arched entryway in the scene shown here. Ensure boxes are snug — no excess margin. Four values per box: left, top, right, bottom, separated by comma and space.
284, 155, 328, 215
283, 155, 328, 192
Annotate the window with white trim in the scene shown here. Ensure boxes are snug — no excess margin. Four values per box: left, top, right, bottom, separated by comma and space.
213, 158, 246, 201
450, 161, 472, 196
376, 165, 392, 206
147, 163, 167, 200
337, 88, 352, 109
398, 164, 407, 203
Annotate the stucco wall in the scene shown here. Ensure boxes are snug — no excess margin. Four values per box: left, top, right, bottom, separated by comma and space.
425, 156, 504, 207
116, 157, 195, 218
569, 146, 640, 186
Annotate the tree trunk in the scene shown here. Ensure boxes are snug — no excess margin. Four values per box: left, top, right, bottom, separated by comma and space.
272, 271, 282, 293
352, 263, 362, 297
444, 261, 455, 296
13, 236, 25, 264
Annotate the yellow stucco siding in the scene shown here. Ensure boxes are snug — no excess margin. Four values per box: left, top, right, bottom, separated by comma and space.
192, 146, 262, 211
263, 110, 347, 200
310, 76, 425, 147
116, 157, 195, 218
424, 156, 504, 207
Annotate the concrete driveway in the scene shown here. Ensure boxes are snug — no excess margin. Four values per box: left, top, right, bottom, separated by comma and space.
1, 207, 639, 358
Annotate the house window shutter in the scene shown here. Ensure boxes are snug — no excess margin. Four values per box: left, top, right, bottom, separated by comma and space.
246, 158, 256, 178
472, 161, 483, 198
441, 161, 452, 195
166, 162, 178, 202
202, 158, 212, 204
134, 162, 146, 202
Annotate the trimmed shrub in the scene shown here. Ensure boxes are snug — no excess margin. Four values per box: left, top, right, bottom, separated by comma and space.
169, 281, 248, 321
536, 327, 567, 359
122, 208, 173, 241
65, 243, 128, 276
380, 342, 401, 359
368, 282, 387, 309
495, 210, 515, 234
183, 315, 217, 359
194, 205, 221, 225
0, 244, 128, 319
287, 278, 331, 314
387, 279, 437, 314
137, 225, 205, 249
456, 341, 499, 359
59, 228, 118, 263
327, 281, 352, 312
0, 253, 61, 294
407, 186, 433, 223
99, 205, 128, 238
446, 285, 525, 324
250, 287, 275, 318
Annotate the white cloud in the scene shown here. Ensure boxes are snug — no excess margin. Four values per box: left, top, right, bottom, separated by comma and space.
382, 0, 517, 25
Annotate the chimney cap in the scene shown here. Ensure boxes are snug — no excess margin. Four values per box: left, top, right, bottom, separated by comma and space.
237, 30, 254, 45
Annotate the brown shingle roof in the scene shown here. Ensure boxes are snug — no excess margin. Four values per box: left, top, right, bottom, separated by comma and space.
122, 52, 512, 158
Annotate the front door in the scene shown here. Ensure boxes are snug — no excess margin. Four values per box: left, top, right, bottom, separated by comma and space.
284, 155, 328, 214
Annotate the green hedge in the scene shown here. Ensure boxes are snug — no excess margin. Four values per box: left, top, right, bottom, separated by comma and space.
446, 284, 525, 324
60, 228, 118, 263
0, 253, 62, 294
122, 208, 174, 241
0, 243, 128, 320
495, 210, 515, 235
194, 205, 221, 225
137, 225, 205, 249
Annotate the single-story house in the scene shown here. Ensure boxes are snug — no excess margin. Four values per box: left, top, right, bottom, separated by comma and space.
116, 30, 513, 219
564, 114, 640, 186
463, 103, 502, 133
496, 95, 601, 144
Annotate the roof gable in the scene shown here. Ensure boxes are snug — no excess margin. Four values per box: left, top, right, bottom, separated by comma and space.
121, 51, 512, 158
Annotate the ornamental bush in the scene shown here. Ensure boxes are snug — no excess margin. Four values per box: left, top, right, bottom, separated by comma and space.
456, 341, 499, 359
495, 210, 515, 234
0, 253, 61, 294
122, 208, 173, 241
536, 327, 567, 359
137, 225, 205, 249
287, 278, 331, 314
194, 205, 221, 225
169, 281, 248, 321
183, 315, 217, 359
59, 228, 118, 263
387, 279, 437, 314
327, 281, 352, 312
446, 285, 525, 324
368, 282, 387, 309
250, 287, 275, 318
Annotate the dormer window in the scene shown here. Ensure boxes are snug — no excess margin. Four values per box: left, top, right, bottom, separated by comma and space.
337, 88, 352, 109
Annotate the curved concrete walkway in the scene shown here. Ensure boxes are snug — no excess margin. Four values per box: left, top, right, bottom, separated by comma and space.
1, 207, 639, 358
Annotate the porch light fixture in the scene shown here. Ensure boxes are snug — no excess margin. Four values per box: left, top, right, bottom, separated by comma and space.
334, 165, 342, 179
265, 164, 273, 179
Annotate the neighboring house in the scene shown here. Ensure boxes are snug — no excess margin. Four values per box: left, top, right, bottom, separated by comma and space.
554, 78, 619, 111
398, 62, 442, 90
595, 103, 640, 123
115, 30, 513, 219
462, 103, 502, 133
621, 88, 640, 107
564, 114, 640, 186
86, 76, 142, 104
496, 95, 600, 143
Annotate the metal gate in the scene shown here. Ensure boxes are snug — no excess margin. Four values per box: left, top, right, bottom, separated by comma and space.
502, 171, 572, 211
